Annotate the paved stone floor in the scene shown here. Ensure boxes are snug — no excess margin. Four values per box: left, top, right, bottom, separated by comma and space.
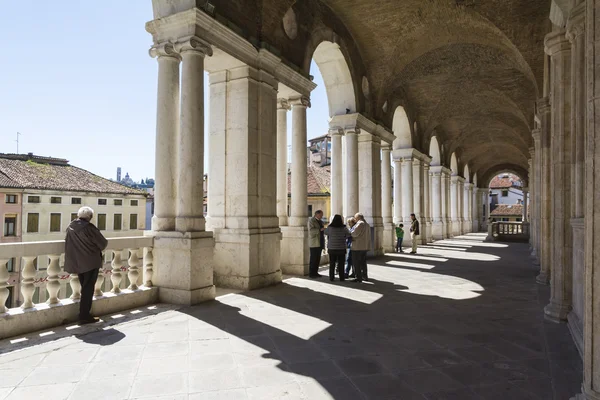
0, 234, 582, 399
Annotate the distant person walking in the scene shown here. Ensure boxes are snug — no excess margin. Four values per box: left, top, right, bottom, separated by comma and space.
308, 210, 325, 278
324, 214, 351, 282
345, 217, 356, 278
351, 213, 371, 282
395, 223, 404, 253
64, 206, 108, 324
409, 213, 420, 254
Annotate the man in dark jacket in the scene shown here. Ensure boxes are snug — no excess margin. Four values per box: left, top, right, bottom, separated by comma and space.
409, 213, 420, 254
64, 206, 108, 324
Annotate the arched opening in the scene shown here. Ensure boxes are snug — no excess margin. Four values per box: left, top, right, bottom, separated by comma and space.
486, 171, 527, 223
312, 41, 357, 117
450, 153, 458, 176
392, 106, 412, 149
429, 136, 441, 166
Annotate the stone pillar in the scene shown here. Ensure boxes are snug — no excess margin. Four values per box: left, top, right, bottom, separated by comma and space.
150, 43, 180, 232
529, 149, 538, 260
412, 158, 424, 244
458, 177, 465, 234
381, 145, 394, 252
544, 30, 573, 322
472, 186, 480, 232
441, 169, 451, 238
450, 176, 459, 236
359, 133, 383, 256
393, 160, 403, 225
484, 190, 491, 230
330, 129, 344, 217
281, 96, 311, 275
576, 1, 600, 398
463, 182, 470, 233
423, 162, 433, 243
345, 129, 359, 218
431, 166, 444, 240
276, 99, 290, 227
522, 187, 529, 223
151, 38, 215, 305
209, 66, 282, 288
537, 98, 552, 285
401, 158, 414, 223
532, 130, 543, 260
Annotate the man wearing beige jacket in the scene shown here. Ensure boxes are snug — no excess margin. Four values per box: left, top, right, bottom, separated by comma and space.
350, 213, 371, 282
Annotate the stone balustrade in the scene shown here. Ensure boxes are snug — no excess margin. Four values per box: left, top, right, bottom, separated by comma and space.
0, 236, 158, 339
488, 222, 530, 242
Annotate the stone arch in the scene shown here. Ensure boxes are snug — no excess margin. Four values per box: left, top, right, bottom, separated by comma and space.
311, 41, 357, 117
464, 164, 470, 183
392, 106, 412, 150
450, 153, 458, 176
481, 165, 529, 188
429, 136, 441, 167
473, 173, 478, 186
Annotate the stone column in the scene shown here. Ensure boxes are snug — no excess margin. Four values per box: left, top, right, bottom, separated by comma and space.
522, 187, 529, 223
431, 166, 444, 239
281, 96, 311, 275
463, 182, 470, 233
441, 169, 451, 238
345, 129, 359, 217
529, 148, 538, 260
423, 162, 433, 243
544, 30, 573, 323
576, 1, 600, 398
537, 98, 552, 285
484, 189, 491, 231
150, 43, 180, 232
393, 160, 403, 225
458, 177, 465, 234
209, 66, 282, 288
412, 158, 423, 244
401, 158, 414, 246
381, 145, 394, 252
567, 1, 587, 360
532, 130, 543, 260
151, 38, 215, 305
277, 99, 290, 226
330, 129, 344, 217
472, 185, 480, 232
450, 176, 459, 236
359, 133, 383, 256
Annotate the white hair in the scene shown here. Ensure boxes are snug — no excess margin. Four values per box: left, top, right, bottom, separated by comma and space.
77, 206, 94, 221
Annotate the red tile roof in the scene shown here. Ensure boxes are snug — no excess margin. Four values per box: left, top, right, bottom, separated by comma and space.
490, 174, 522, 189
0, 153, 146, 196
288, 163, 331, 196
491, 204, 524, 216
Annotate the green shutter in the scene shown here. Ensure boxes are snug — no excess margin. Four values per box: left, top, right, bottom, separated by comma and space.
129, 214, 137, 230
50, 214, 61, 232
27, 213, 39, 233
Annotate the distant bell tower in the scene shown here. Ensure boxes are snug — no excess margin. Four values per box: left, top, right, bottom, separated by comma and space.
117, 167, 122, 181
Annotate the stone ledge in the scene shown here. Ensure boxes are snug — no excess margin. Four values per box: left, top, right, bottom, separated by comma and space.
0, 287, 158, 340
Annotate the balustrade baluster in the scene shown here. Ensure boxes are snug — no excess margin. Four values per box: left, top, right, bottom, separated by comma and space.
94, 251, 106, 297
143, 247, 153, 287
127, 248, 140, 291
69, 274, 81, 300
20, 256, 36, 309
111, 250, 123, 294
0, 258, 9, 313
46, 254, 61, 305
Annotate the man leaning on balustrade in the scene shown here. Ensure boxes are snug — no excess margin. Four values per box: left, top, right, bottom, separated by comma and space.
64, 206, 108, 324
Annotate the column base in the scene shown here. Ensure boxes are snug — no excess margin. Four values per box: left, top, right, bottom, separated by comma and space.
452, 221, 461, 237
567, 311, 584, 358
280, 226, 310, 275
370, 223, 385, 257
152, 216, 175, 232
544, 301, 571, 323
175, 216, 206, 232
472, 220, 479, 233
432, 221, 444, 241
213, 228, 282, 290
152, 231, 215, 306
383, 223, 395, 253
536, 271, 550, 285
425, 221, 433, 244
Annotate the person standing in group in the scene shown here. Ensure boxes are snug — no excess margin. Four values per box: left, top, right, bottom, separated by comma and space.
409, 213, 420, 254
345, 217, 356, 278
308, 210, 325, 278
395, 223, 405, 253
350, 213, 371, 282
64, 206, 108, 324
324, 215, 351, 282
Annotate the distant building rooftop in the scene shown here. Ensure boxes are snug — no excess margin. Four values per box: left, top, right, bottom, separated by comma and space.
287, 162, 331, 196
0, 153, 146, 196
490, 174, 522, 189
491, 204, 527, 216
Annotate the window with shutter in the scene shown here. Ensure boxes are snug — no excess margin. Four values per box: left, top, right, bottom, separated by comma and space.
27, 213, 39, 233
50, 213, 61, 232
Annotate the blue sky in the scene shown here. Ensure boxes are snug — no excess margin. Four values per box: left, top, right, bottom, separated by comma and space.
0, 1, 330, 182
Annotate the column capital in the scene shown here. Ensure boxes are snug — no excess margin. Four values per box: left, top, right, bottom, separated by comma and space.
566, 2, 586, 43
544, 30, 571, 56
289, 96, 311, 108
536, 98, 551, 115
277, 98, 291, 110
149, 42, 181, 60
381, 144, 392, 152
529, 147, 535, 157
174, 36, 213, 56
329, 127, 343, 137
531, 128, 541, 143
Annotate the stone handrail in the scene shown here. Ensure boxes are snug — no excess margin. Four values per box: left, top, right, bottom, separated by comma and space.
0, 236, 154, 314
489, 221, 530, 242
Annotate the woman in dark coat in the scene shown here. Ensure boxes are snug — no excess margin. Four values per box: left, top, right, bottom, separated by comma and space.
324, 214, 351, 282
